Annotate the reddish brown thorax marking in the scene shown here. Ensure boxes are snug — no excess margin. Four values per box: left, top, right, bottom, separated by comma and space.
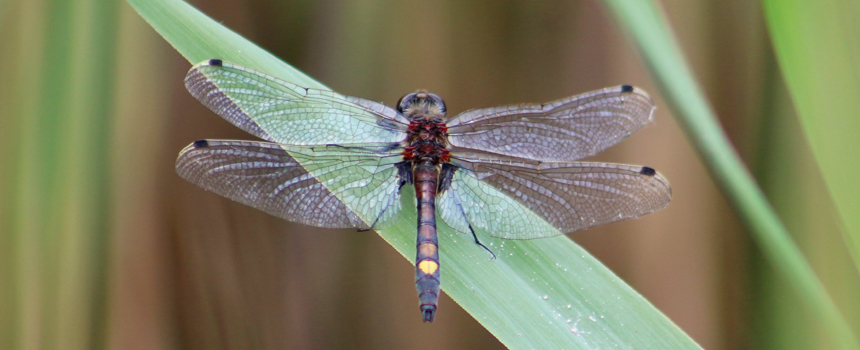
403, 119, 450, 163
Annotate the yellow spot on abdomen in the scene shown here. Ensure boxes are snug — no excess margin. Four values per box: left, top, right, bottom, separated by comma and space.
418, 260, 439, 275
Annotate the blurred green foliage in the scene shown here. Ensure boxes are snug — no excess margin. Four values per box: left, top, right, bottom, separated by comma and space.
0, 0, 858, 349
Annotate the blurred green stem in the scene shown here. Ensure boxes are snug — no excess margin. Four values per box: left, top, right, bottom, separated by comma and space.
601, 1, 858, 349
763, 0, 860, 275
4, 0, 118, 348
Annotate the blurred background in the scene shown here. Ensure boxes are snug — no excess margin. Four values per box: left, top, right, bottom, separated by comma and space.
1, 0, 858, 349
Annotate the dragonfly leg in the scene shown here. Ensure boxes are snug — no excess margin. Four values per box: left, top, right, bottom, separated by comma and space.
442, 170, 497, 260
356, 191, 396, 232
357, 168, 410, 232
357, 218, 380, 232
468, 224, 496, 260
323, 142, 401, 154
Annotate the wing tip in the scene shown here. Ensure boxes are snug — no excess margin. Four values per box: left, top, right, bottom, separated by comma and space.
639, 165, 671, 193
208, 58, 223, 66
619, 85, 657, 122
642, 166, 673, 204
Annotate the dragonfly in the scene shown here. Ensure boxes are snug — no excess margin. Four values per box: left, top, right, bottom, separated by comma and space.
176, 59, 672, 323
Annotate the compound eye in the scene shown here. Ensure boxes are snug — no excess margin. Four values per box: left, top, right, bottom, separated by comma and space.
427, 93, 446, 114
397, 92, 420, 113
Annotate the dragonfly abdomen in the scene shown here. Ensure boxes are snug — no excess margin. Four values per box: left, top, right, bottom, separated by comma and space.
413, 161, 441, 323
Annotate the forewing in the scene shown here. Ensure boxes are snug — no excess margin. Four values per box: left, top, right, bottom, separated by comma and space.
445, 85, 655, 162
176, 140, 368, 229
185, 60, 410, 144
440, 158, 671, 240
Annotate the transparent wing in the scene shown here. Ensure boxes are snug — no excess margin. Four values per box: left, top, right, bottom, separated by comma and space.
445, 85, 655, 162
176, 140, 367, 228
176, 140, 406, 229
279, 143, 407, 227
438, 157, 671, 240
185, 59, 410, 144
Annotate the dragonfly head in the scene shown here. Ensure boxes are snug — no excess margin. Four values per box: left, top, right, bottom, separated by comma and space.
397, 90, 447, 121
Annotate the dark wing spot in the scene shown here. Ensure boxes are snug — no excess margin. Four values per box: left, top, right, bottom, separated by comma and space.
193, 140, 210, 148
621, 85, 634, 93
639, 166, 656, 176
208, 59, 223, 66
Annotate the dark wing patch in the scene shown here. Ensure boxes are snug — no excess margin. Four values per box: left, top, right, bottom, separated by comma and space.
639, 166, 656, 176
193, 139, 210, 148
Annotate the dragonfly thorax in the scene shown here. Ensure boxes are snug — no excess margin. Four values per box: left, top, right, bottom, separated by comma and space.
403, 128, 450, 163
398, 91, 451, 164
